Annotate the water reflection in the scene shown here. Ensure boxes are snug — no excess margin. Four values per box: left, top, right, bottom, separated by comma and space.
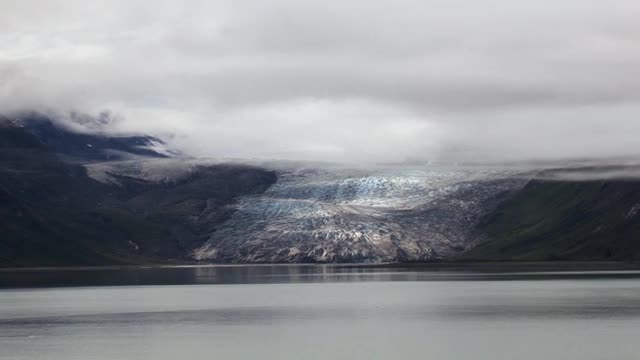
3, 262, 640, 288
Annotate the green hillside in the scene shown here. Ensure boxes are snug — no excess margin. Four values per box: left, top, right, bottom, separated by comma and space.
463, 172, 640, 261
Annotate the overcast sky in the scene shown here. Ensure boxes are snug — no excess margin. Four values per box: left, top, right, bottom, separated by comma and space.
2, 0, 640, 163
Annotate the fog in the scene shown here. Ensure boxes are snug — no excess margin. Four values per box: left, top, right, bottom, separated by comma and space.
2, 0, 640, 163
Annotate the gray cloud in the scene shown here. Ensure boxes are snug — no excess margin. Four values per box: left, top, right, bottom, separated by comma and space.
2, 0, 640, 163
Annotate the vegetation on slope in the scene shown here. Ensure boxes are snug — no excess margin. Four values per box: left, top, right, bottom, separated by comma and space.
463, 172, 640, 261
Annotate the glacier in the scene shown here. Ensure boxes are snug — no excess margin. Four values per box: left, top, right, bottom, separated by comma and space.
192, 165, 530, 263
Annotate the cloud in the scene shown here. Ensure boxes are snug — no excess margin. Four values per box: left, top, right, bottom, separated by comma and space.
536, 165, 640, 181
2, 0, 640, 163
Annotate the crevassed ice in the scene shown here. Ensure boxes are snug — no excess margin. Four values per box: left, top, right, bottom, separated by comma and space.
193, 166, 528, 263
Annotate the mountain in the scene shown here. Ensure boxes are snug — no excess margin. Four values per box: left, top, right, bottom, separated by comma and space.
0, 115, 276, 266
462, 167, 640, 261
12, 112, 171, 161
3, 112, 558, 266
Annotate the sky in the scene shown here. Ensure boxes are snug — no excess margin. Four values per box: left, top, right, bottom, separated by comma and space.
1, 0, 640, 163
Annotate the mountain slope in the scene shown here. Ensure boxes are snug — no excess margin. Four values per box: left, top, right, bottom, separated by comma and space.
0, 117, 277, 267
463, 170, 640, 261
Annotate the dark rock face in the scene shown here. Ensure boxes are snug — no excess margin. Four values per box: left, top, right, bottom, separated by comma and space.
463, 168, 640, 261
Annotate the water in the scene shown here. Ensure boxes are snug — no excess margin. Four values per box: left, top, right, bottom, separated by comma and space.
1, 264, 640, 360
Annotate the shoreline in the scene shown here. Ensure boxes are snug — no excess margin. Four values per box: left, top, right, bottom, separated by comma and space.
2, 260, 640, 272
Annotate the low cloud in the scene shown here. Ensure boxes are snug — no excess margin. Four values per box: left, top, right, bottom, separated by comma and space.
2, 0, 640, 163
536, 165, 640, 181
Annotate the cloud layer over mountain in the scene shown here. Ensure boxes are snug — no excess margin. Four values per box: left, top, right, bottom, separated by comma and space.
2, 0, 640, 162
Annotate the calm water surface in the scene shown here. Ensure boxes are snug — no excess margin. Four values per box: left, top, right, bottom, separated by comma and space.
1, 264, 640, 360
